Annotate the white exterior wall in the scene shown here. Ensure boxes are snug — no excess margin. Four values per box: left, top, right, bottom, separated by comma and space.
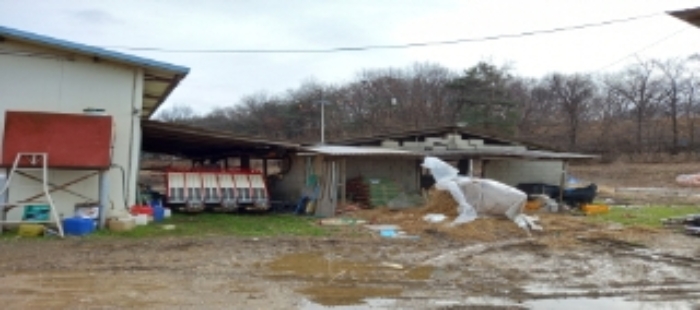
0, 41, 142, 221
482, 159, 564, 187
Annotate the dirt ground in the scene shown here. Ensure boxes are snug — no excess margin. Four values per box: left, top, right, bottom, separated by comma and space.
569, 161, 700, 205
1, 162, 700, 309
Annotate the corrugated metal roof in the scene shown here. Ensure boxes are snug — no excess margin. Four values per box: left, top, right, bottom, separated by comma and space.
142, 120, 300, 158
425, 149, 599, 160
330, 124, 519, 146
303, 145, 423, 157
0, 25, 189, 119
329, 124, 562, 151
303, 145, 596, 159
0, 25, 189, 74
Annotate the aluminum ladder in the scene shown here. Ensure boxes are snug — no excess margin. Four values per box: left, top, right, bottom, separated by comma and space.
0, 153, 63, 237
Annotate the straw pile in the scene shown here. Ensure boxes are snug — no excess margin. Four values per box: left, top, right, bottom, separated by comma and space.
421, 188, 459, 217
350, 187, 660, 249
353, 187, 530, 242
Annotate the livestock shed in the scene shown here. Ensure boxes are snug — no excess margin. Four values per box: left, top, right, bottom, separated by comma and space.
0, 25, 188, 230
330, 124, 598, 193
139, 120, 302, 213
274, 146, 423, 216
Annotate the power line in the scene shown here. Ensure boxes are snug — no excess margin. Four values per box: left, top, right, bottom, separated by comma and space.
596, 27, 690, 72
104, 12, 663, 54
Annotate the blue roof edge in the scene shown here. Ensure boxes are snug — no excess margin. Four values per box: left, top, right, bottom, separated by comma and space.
0, 25, 190, 75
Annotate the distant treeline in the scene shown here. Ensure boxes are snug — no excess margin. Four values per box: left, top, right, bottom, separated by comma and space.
156, 56, 700, 162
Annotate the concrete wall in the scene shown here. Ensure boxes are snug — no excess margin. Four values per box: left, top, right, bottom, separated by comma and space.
482, 159, 564, 187
0, 41, 143, 221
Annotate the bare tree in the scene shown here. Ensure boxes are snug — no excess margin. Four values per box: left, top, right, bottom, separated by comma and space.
605, 61, 663, 154
154, 104, 199, 124
655, 58, 690, 154
545, 73, 596, 150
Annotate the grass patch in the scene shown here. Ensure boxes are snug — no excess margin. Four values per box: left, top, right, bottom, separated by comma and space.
587, 205, 700, 228
0, 213, 328, 240
91, 213, 329, 238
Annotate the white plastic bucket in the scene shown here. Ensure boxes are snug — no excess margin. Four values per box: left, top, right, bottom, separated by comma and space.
164, 208, 172, 219
134, 214, 148, 226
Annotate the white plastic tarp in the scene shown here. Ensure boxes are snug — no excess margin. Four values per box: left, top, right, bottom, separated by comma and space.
422, 157, 542, 231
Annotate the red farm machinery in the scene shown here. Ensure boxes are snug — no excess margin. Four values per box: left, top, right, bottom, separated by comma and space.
164, 168, 270, 213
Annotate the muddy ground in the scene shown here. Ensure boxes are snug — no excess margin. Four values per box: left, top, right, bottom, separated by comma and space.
1, 221, 699, 309
1, 162, 700, 309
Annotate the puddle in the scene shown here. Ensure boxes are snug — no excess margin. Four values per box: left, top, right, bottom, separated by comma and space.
266, 252, 434, 306
299, 285, 402, 306
302, 296, 699, 310
405, 266, 434, 280
520, 284, 700, 309
267, 252, 381, 281
525, 283, 700, 298
525, 297, 698, 310
268, 252, 700, 309
267, 252, 433, 281
301, 298, 397, 309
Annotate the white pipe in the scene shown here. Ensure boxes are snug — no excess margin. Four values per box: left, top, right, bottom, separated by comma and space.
126, 69, 137, 206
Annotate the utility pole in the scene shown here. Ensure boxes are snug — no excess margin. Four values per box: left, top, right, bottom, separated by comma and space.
318, 100, 329, 144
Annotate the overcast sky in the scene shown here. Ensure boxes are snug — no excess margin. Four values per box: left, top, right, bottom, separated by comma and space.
2, 1, 700, 114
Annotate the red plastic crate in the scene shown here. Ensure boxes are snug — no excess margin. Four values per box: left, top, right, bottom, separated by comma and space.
130, 205, 154, 216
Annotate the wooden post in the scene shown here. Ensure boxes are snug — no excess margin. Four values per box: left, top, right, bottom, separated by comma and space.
340, 157, 347, 206
559, 160, 568, 204
98, 170, 108, 229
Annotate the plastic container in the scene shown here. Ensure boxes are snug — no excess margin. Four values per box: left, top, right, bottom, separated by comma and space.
152, 206, 164, 222
164, 208, 172, 219
150, 200, 164, 222
134, 214, 148, 226
18, 223, 45, 237
107, 217, 136, 232
130, 205, 153, 221
63, 217, 95, 236
582, 203, 609, 215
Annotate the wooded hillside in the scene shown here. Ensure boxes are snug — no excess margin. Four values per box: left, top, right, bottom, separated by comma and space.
156, 57, 700, 162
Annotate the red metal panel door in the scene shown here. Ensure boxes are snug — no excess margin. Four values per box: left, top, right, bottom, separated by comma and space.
2, 111, 113, 169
